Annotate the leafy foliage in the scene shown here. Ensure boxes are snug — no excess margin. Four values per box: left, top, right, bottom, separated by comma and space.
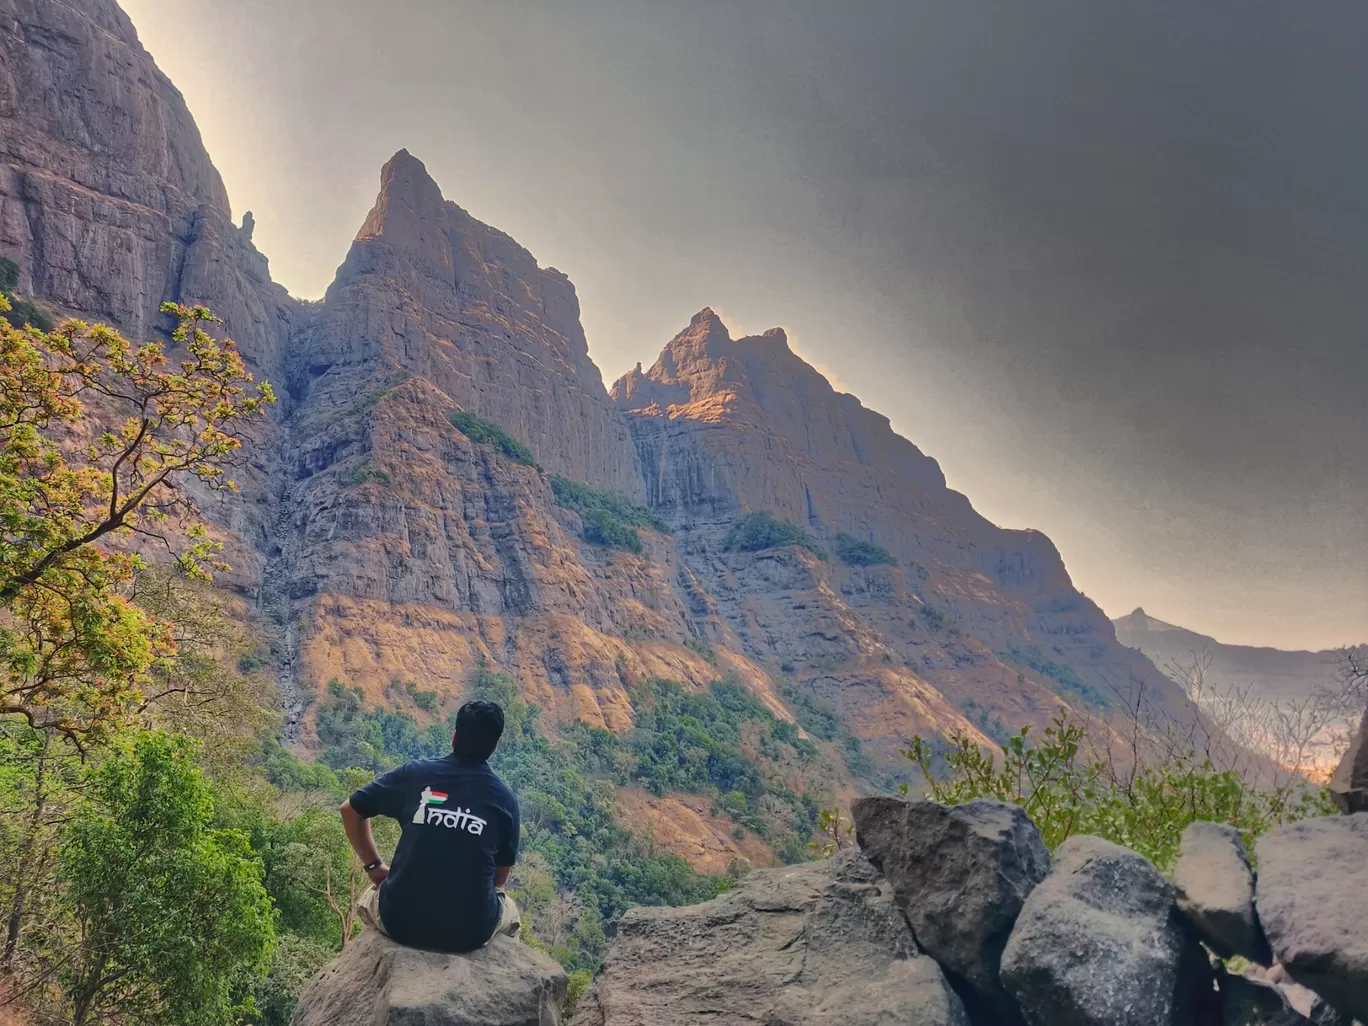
614, 677, 817, 857
447, 410, 538, 468
0, 303, 274, 744
57, 732, 274, 1026
722, 511, 826, 560
903, 712, 1337, 872
348, 462, 391, 487
549, 475, 667, 554
833, 532, 896, 567
1001, 644, 1110, 710
0, 259, 53, 332
778, 680, 891, 786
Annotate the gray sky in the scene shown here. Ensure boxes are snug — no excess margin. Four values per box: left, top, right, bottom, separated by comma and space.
122, 0, 1367, 650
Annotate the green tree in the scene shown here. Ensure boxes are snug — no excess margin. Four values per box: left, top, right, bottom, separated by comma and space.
57, 732, 274, 1026
0, 301, 274, 745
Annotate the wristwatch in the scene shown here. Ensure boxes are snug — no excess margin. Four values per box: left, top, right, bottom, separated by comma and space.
363, 859, 383, 873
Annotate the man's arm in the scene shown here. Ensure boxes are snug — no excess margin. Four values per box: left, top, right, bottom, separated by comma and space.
340, 799, 389, 886
494, 865, 512, 890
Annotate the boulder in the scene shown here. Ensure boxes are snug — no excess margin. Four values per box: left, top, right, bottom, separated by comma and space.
999, 835, 1213, 1026
1245, 966, 1348, 1025
1222, 973, 1314, 1026
569, 848, 969, 1026
1174, 821, 1271, 963
290, 928, 567, 1026
852, 797, 1049, 1021
1255, 814, 1368, 1022
1329, 709, 1367, 814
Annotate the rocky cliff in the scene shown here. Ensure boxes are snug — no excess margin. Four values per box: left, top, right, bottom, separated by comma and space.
6, 0, 1205, 867
0, 0, 300, 587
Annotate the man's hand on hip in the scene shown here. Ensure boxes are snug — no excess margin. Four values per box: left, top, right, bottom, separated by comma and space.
367, 863, 390, 886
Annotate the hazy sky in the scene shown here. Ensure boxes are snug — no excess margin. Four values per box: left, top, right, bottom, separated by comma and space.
121, 0, 1366, 651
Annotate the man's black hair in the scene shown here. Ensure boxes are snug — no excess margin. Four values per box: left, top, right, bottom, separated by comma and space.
452, 700, 505, 762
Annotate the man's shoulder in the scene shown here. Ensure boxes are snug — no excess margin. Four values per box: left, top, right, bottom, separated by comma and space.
487, 768, 519, 805
388, 756, 451, 780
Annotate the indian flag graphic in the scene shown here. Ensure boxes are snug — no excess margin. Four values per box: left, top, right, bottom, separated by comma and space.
412, 786, 450, 823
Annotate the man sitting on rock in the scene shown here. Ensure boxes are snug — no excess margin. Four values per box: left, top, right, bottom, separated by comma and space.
341, 699, 522, 953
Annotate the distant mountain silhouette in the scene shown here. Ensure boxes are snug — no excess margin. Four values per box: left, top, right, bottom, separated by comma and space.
1113, 608, 1342, 702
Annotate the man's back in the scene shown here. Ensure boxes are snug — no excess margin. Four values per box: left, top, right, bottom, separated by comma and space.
348, 753, 520, 953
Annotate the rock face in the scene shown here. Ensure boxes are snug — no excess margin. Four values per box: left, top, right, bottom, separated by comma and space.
999, 835, 1211, 1026
1174, 821, 1270, 964
610, 309, 1202, 768
851, 796, 1050, 1021
0, 0, 298, 592
290, 928, 566, 1026
569, 849, 969, 1026
297, 149, 641, 497
1255, 815, 1368, 1022
1329, 709, 1367, 814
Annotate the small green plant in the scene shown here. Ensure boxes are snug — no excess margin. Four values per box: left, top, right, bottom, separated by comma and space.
723, 511, 826, 560
349, 462, 391, 487
834, 532, 896, 567
807, 805, 854, 856
447, 410, 538, 467
237, 653, 263, 673
901, 713, 1337, 871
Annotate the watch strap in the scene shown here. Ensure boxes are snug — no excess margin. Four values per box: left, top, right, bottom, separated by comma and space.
362, 859, 383, 873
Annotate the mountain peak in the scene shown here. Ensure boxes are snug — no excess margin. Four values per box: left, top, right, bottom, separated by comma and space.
357, 149, 447, 243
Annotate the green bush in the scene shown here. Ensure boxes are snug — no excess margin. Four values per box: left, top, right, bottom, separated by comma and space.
723, 511, 826, 560
582, 508, 643, 554
348, 462, 391, 487
834, 532, 896, 566
0, 258, 53, 330
550, 474, 669, 554
903, 713, 1337, 872
448, 410, 538, 467
920, 603, 945, 632
1001, 644, 1110, 710
549, 475, 666, 531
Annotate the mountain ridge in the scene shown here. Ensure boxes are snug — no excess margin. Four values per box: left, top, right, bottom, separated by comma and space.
3, 0, 1205, 868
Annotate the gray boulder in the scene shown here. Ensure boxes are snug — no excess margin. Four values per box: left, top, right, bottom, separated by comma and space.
290, 928, 567, 1026
1255, 814, 1368, 1022
999, 835, 1213, 1026
1174, 821, 1271, 963
1330, 709, 1367, 814
852, 796, 1050, 1021
570, 848, 969, 1026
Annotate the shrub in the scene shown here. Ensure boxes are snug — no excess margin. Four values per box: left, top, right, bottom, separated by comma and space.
348, 462, 391, 487
834, 532, 896, 566
902, 712, 1337, 872
447, 410, 538, 467
549, 475, 665, 552
920, 603, 945, 632
723, 511, 826, 560
0, 258, 53, 330
1002, 644, 1109, 710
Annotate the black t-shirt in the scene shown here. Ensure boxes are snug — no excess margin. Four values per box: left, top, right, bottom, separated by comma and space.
348, 753, 520, 953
